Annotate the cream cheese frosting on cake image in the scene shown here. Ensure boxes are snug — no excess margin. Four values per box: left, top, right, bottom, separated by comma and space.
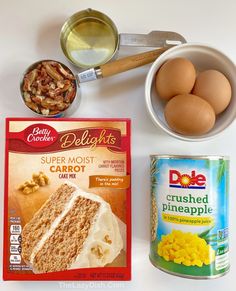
21, 182, 123, 273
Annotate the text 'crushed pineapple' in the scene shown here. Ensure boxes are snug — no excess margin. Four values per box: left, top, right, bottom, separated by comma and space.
157, 230, 215, 267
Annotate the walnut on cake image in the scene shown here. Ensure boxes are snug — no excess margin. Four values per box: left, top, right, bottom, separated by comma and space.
21, 182, 123, 273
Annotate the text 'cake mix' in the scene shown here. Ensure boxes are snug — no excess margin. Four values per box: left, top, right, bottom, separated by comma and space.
3, 118, 131, 281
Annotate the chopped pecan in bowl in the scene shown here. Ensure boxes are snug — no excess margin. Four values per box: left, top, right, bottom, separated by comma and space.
21, 60, 77, 116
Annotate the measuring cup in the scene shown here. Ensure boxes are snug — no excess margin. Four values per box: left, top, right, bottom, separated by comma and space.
20, 60, 79, 117
60, 8, 186, 69
20, 47, 170, 117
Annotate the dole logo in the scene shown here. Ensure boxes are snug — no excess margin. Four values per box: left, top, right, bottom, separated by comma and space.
23, 124, 58, 148
169, 169, 206, 189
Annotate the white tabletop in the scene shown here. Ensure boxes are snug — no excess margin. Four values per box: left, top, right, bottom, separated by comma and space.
0, 0, 236, 290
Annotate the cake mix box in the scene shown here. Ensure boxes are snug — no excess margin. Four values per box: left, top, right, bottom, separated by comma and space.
3, 118, 131, 281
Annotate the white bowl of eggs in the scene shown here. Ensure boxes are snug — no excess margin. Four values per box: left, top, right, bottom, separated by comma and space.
145, 43, 236, 141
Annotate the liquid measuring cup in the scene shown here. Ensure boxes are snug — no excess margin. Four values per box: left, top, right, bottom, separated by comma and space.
60, 8, 186, 69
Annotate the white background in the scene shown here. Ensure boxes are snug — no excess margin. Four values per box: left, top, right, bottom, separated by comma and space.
0, 0, 236, 290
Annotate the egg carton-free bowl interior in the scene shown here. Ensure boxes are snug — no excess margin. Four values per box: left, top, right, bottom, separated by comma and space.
145, 43, 236, 141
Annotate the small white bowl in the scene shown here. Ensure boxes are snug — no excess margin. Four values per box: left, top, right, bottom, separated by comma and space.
145, 43, 236, 141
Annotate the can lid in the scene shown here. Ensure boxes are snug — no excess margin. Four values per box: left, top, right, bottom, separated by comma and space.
149, 154, 229, 160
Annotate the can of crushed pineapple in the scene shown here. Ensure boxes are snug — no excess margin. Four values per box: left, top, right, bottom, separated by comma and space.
150, 155, 229, 279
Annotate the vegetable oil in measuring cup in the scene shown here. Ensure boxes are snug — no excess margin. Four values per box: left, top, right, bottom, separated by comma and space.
62, 17, 117, 68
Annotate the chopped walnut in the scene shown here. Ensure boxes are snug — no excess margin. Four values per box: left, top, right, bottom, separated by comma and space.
32, 95, 45, 105
23, 92, 31, 102
104, 235, 112, 244
41, 108, 50, 116
18, 171, 49, 194
91, 245, 104, 259
25, 101, 40, 113
18, 180, 40, 195
32, 171, 50, 186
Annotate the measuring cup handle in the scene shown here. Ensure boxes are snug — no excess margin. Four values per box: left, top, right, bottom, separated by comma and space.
99, 47, 168, 78
119, 31, 187, 47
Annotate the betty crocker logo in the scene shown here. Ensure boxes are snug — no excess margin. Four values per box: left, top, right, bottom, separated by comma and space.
169, 169, 206, 189
9, 125, 121, 151
23, 124, 58, 148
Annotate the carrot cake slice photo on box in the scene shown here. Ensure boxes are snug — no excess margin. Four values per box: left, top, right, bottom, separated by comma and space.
21, 182, 123, 273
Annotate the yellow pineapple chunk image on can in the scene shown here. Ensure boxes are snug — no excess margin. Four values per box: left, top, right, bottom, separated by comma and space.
157, 230, 215, 267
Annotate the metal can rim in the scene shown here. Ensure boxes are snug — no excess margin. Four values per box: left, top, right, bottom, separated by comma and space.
150, 154, 229, 160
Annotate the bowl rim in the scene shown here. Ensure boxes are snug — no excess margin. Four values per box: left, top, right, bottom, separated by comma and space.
145, 42, 236, 142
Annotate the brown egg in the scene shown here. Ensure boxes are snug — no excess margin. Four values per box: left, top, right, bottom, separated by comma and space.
192, 70, 232, 114
164, 94, 215, 135
155, 58, 196, 100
